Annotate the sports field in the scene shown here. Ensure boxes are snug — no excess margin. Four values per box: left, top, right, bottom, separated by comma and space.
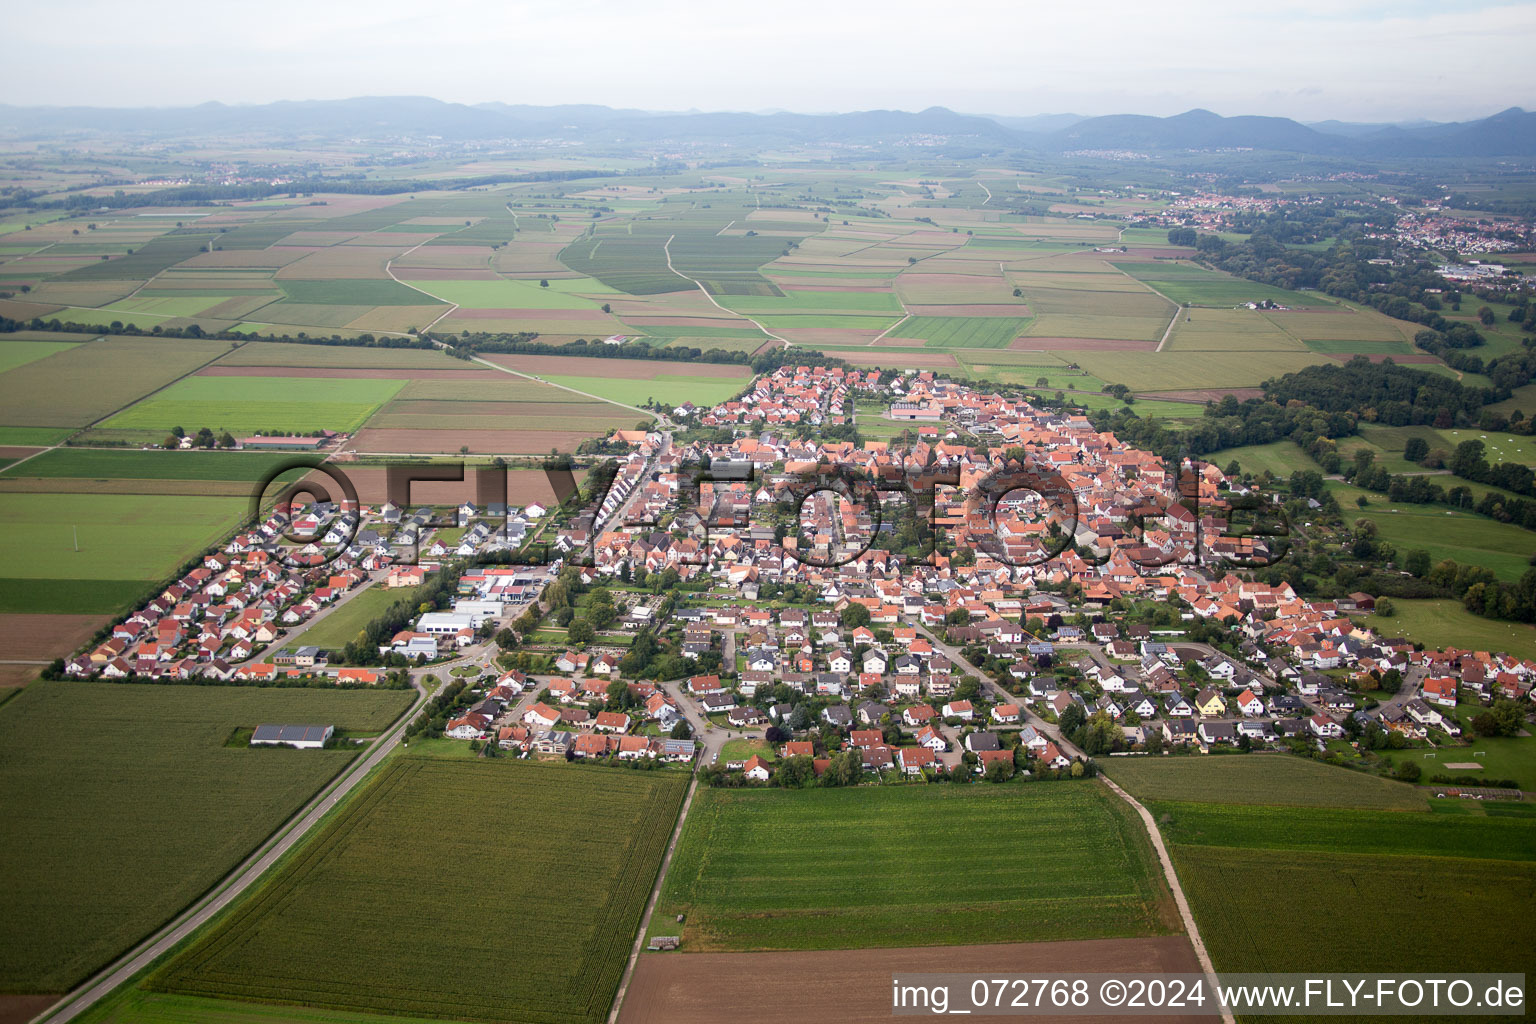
154, 758, 687, 1024
0, 682, 414, 993
651, 783, 1176, 952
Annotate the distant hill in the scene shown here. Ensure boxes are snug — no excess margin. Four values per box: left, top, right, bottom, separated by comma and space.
2, 97, 1534, 158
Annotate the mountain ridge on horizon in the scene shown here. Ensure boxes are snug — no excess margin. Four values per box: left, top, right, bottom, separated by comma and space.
2, 96, 1533, 159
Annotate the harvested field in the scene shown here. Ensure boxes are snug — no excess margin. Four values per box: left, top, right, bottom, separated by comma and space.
349, 428, 609, 454
0, 665, 37, 688
450, 307, 610, 321
307, 467, 568, 506
904, 303, 1030, 317
0, 446, 42, 463
0, 613, 110, 661
1142, 388, 1263, 403
481, 354, 751, 379
342, 305, 448, 333
274, 247, 403, 279
394, 267, 500, 280
0, 995, 59, 1024
1010, 337, 1156, 351
840, 351, 959, 368
619, 937, 1203, 1024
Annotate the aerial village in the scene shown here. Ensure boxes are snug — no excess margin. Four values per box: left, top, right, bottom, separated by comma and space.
61, 364, 1536, 785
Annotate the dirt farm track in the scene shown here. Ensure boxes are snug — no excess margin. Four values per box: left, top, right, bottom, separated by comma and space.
618, 936, 1205, 1024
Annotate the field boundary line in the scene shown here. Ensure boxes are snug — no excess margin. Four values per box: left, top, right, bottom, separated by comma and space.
607, 774, 699, 1024
452, 348, 659, 422
1096, 774, 1236, 1024
384, 241, 459, 334
662, 234, 785, 347
1111, 261, 1181, 353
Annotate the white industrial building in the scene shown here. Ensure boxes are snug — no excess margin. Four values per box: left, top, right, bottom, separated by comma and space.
417, 612, 475, 635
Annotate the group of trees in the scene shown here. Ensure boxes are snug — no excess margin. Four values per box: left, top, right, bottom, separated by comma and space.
339, 566, 462, 665
164, 425, 235, 449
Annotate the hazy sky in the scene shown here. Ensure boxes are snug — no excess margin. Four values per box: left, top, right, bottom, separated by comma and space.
7, 0, 1534, 122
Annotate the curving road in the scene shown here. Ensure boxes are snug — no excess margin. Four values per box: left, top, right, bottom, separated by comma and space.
31, 678, 432, 1024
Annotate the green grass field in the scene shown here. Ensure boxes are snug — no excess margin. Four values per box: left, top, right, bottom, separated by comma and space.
410, 278, 602, 310
1206, 441, 1317, 478
0, 491, 247, 587
0, 682, 413, 993
153, 758, 687, 1024
0, 339, 82, 372
101, 375, 405, 436
1174, 845, 1534, 978
0, 448, 312, 481
1151, 800, 1534, 860
1112, 262, 1330, 308
1372, 705, 1536, 789
1340, 493, 1536, 582
276, 280, 446, 307
891, 316, 1032, 348
651, 782, 1175, 951
1366, 598, 1536, 662
1070, 350, 1327, 391
1101, 756, 1428, 810
298, 585, 421, 652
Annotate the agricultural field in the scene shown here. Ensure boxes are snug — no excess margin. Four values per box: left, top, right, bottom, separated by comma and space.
651, 782, 1176, 952
541, 372, 749, 408
0, 337, 83, 372
890, 315, 1032, 348
1156, 799, 1535, 983
98, 375, 404, 438
153, 758, 688, 1024
1112, 261, 1331, 308
1175, 846, 1535, 978
0, 336, 232, 431
0, 682, 414, 993
1101, 755, 1428, 810
0, 492, 248, 613
1070, 350, 1326, 391
0, 448, 308, 481
1151, 801, 1536, 860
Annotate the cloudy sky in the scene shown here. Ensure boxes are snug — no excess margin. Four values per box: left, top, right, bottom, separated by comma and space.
7, 0, 1534, 123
